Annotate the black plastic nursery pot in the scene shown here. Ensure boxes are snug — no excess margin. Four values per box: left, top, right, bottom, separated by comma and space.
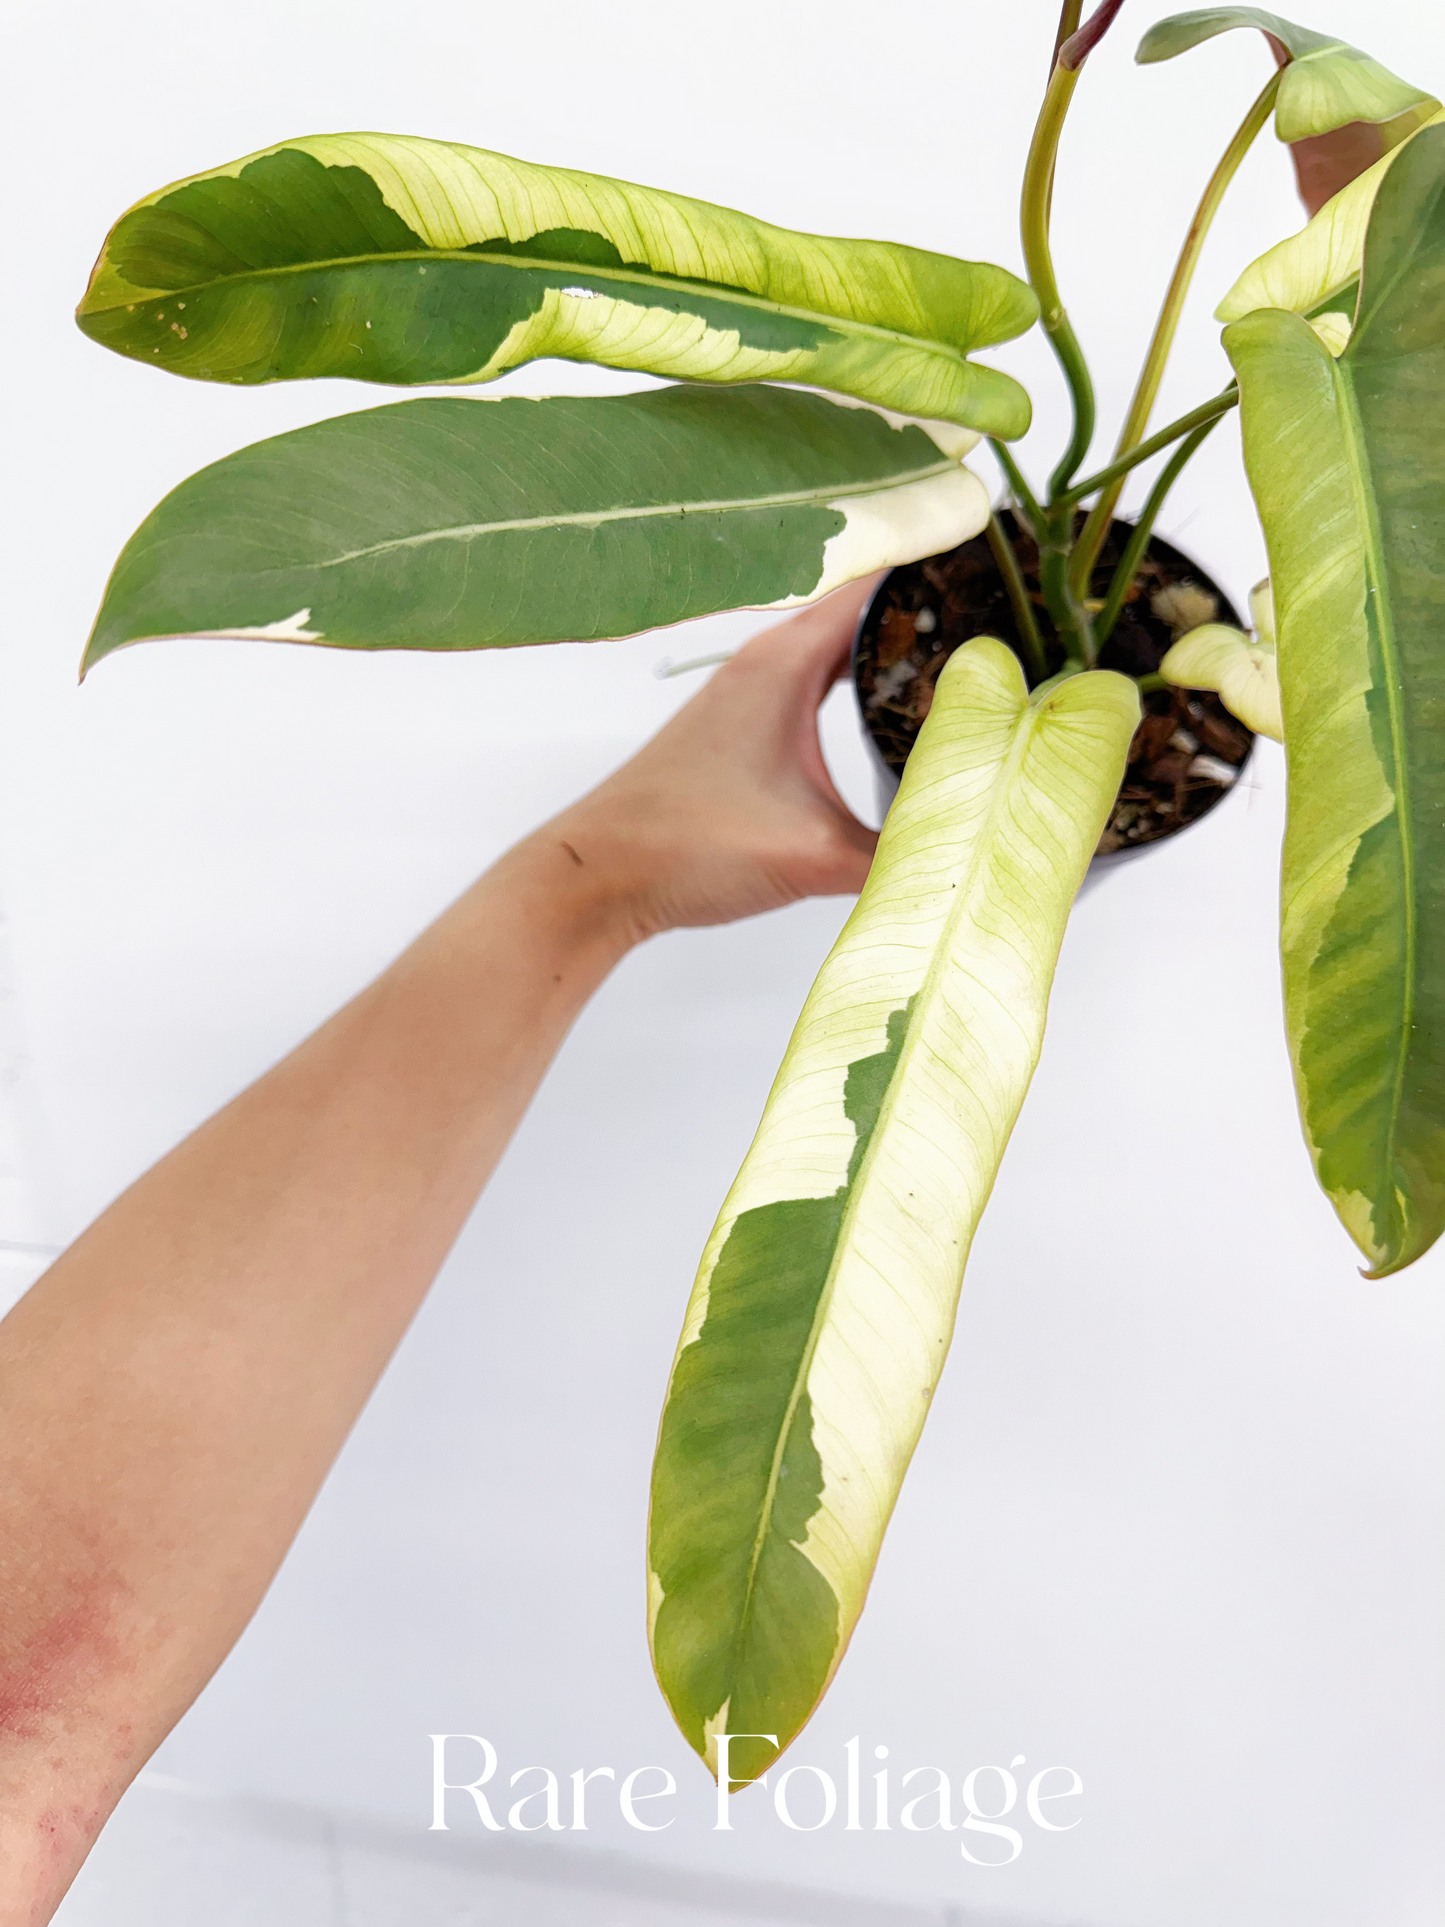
853, 514, 1254, 856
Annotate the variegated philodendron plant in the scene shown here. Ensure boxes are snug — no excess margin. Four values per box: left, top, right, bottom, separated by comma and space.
77, 1, 1445, 1782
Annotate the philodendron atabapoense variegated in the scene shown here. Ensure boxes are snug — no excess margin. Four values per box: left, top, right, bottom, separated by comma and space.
75, 1, 1445, 1778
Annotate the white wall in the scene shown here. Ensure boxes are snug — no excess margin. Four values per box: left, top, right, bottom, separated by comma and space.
6, 1, 1445, 1921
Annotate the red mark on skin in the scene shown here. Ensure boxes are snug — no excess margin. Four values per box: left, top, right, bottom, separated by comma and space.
0, 1520, 138, 1760
0, 1511, 157, 1917
0, 1597, 125, 1742
9, 1793, 120, 1927
1, 1611, 137, 1924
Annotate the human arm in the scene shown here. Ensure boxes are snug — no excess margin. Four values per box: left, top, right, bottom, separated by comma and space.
0, 582, 878, 1924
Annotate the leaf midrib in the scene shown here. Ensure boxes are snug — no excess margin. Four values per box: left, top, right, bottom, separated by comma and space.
303, 457, 958, 568
727, 687, 1040, 1682
1333, 358, 1416, 1212
83, 249, 978, 367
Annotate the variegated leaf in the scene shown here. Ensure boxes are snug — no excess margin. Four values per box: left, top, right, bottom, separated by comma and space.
648, 642, 1139, 1780
1218, 106, 1445, 319
1136, 10, 1436, 143
81, 385, 989, 672
75, 134, 1037, 436
1159, 605, 1282, 740
1226, 124, 1445, 1276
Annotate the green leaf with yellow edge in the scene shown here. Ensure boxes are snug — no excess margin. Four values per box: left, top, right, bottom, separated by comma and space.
648, 642, 1139, 1782
75, 133, 1037, 437
1137, 10, 1436, 143
1225, 123, 1445, 1276
80, 385, 991, 674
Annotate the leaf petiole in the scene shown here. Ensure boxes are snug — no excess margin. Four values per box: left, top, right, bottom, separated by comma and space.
986, 513, 1049, 684
1059, 386, 1238, 506
1069, 68, 1281, 589
1093, 414, 1226, 645
1039, 503, 1099, 668
1021, 54, 1097, 502
1048, 0, 1084, 76
988, 437, 1046, 540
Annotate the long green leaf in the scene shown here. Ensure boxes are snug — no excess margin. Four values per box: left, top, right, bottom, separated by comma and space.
75, 134, 1037, 437
1218, 106, 1445, 320
647, 642, 1138, 1780
1137, 10, 1435, 143
1226, 124, 1445, 1277
81, 386, 990, 673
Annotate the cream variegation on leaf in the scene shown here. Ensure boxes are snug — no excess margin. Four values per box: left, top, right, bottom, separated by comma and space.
647, 641, 1139, 1782
1226, 125, 1445, 1277
76, 133, 1037, 436
1218, 106, 1445, 320
80, 387, 991, 668
1160, 580, 1283, 740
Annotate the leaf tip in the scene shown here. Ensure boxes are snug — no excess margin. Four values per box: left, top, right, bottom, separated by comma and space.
1359, 1238, 1436, 1282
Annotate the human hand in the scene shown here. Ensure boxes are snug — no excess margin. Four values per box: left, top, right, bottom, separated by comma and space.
538, 578, 882, 942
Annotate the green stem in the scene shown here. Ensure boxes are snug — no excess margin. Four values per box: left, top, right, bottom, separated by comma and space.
1039, 503, 1098, 668
1049, 0, 1083, 73
1045, 1, 1084, 223
1093, 415, 1225, 645
1059, 386, 1238, 506
985, 513, 1048, 684
1021, 58, 1096, 500
1070, 69, 1280, 590
988, 438, 1046, 540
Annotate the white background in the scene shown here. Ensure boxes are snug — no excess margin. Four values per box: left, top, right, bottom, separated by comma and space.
5, 1, 1445, 1921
